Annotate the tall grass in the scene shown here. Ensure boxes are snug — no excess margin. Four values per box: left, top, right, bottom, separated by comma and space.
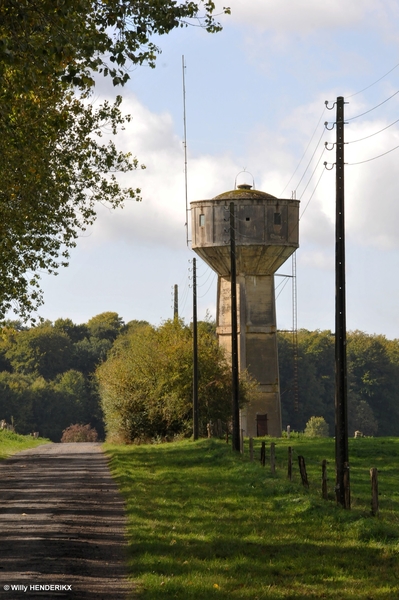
0, 429, 51, 460
105, 437, 399, 599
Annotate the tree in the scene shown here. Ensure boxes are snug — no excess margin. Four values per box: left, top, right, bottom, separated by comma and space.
278, 329, 399, 437
278, 330, 334, 433
4, 325, 73, 379
87, 312, 124, 342
96, 318, 249, 442
304, 416, 329, 438
54, 318, 88, 344
0, 1, 229, 319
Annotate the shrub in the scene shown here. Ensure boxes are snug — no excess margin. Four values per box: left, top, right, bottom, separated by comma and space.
61, 423, 98, 443
304, 416, 329, 438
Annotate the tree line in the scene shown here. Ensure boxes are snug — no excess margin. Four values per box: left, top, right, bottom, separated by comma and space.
0, 312, 130, 441
279, 329, 399, 437
1, 316, 398, 441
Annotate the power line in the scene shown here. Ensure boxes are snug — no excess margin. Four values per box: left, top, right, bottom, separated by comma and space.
298, 146, 326, 200
348, 142, 399, 165
295, 128, 326, 196
198, 272, 216, 298
299, 167, 325, 220
279, 108, 326, 198
346, 118, 399, 144
197, 267, 213, 287
346, 62, 399, 99
347, 89, 399, 121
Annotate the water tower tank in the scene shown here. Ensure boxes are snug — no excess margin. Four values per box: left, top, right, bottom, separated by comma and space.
191, 184, 299, 437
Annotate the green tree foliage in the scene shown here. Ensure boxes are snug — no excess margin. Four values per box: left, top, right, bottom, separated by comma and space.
304, 416, 329, 438
0, 1, 228, 318
86, 312, 124, 342
0, 312, 125, 440
54, 318, 88, 343
4, 325, 73, 379
279, 329, 399, 437
96, 318, 248, 442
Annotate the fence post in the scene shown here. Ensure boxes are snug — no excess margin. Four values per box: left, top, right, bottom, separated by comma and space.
249, 437, 254, 462
370, 468, 379, 516
322, 459, 328, 500
288, 446, 292, 481
298, 455, 309, 488
260, 441, 266, 467
344, 461, 351, 509
270, 442, 276, 474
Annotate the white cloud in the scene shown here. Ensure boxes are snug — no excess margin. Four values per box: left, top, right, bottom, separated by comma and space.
220, 0, 388, 32
82, 92, 243, 251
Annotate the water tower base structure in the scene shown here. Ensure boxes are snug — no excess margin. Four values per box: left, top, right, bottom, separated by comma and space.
191, 185, 299, 438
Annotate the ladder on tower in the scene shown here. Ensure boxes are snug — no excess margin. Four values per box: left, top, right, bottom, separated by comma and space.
292, 251, 299, 412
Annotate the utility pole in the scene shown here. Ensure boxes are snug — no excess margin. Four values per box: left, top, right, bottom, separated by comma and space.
192, 258, 199, 440
173, 284, 178, 320
335, 96, 350, 508
230, 202, 240, 452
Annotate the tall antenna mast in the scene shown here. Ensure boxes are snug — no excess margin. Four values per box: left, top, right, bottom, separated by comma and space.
182, 55, 189, 246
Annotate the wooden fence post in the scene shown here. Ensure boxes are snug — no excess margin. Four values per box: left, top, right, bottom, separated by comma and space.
322, 459, 328, 500
249, 437, 254, 462
270, 442, 276, 474
344, 462, 351, 510
370, 468, 379, 516
288, 446, 292, 481
260, 441, 266, 467
298, 455, 309, 488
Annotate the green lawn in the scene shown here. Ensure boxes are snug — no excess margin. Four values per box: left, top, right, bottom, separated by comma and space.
104, 436, 399, 599
0, 429, 51, 459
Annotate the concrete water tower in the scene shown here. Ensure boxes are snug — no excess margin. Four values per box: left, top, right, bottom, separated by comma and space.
191, 182, 299, 437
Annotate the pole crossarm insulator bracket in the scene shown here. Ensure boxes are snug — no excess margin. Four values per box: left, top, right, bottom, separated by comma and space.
325, 121, 336, 131
325, 100, 336, 110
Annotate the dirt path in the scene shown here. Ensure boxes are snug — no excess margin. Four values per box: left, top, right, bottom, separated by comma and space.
0, 443, 135, 599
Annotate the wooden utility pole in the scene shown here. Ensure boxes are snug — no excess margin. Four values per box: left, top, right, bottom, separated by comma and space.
335, 96, 350, 508
192, 258, 199, 440
173, 284, 179, 319
230, 202, 240, 452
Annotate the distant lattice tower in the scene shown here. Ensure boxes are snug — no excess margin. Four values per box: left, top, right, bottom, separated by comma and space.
191, 183, 299, 437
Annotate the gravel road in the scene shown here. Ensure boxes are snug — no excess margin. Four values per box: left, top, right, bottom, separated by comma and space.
0, 443, 135, 600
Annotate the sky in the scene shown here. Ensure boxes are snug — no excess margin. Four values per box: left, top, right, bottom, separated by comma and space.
31, 0, 399, 338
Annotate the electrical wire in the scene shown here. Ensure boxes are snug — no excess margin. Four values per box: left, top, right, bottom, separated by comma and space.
348, 142, 399, 165
346, 118, 399, 144
346, 62, 399, 99
179, 279, 190, 315
294, 128, 326, 196
279, 107, 326, 198
298, 146, 326, 200
299, 168, 325, 220
198, 272, 217, 298
197, 267, 213, 288
347, 90, 399, 121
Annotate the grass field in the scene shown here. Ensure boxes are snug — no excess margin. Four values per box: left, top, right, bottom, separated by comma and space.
0, 429, 51, 460
105, 436, 399, 600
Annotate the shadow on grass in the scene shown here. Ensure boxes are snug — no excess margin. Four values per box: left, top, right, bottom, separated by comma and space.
105, 439, 399, 599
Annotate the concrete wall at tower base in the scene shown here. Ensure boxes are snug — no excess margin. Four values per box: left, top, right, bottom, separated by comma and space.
240, 388, 282, 438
